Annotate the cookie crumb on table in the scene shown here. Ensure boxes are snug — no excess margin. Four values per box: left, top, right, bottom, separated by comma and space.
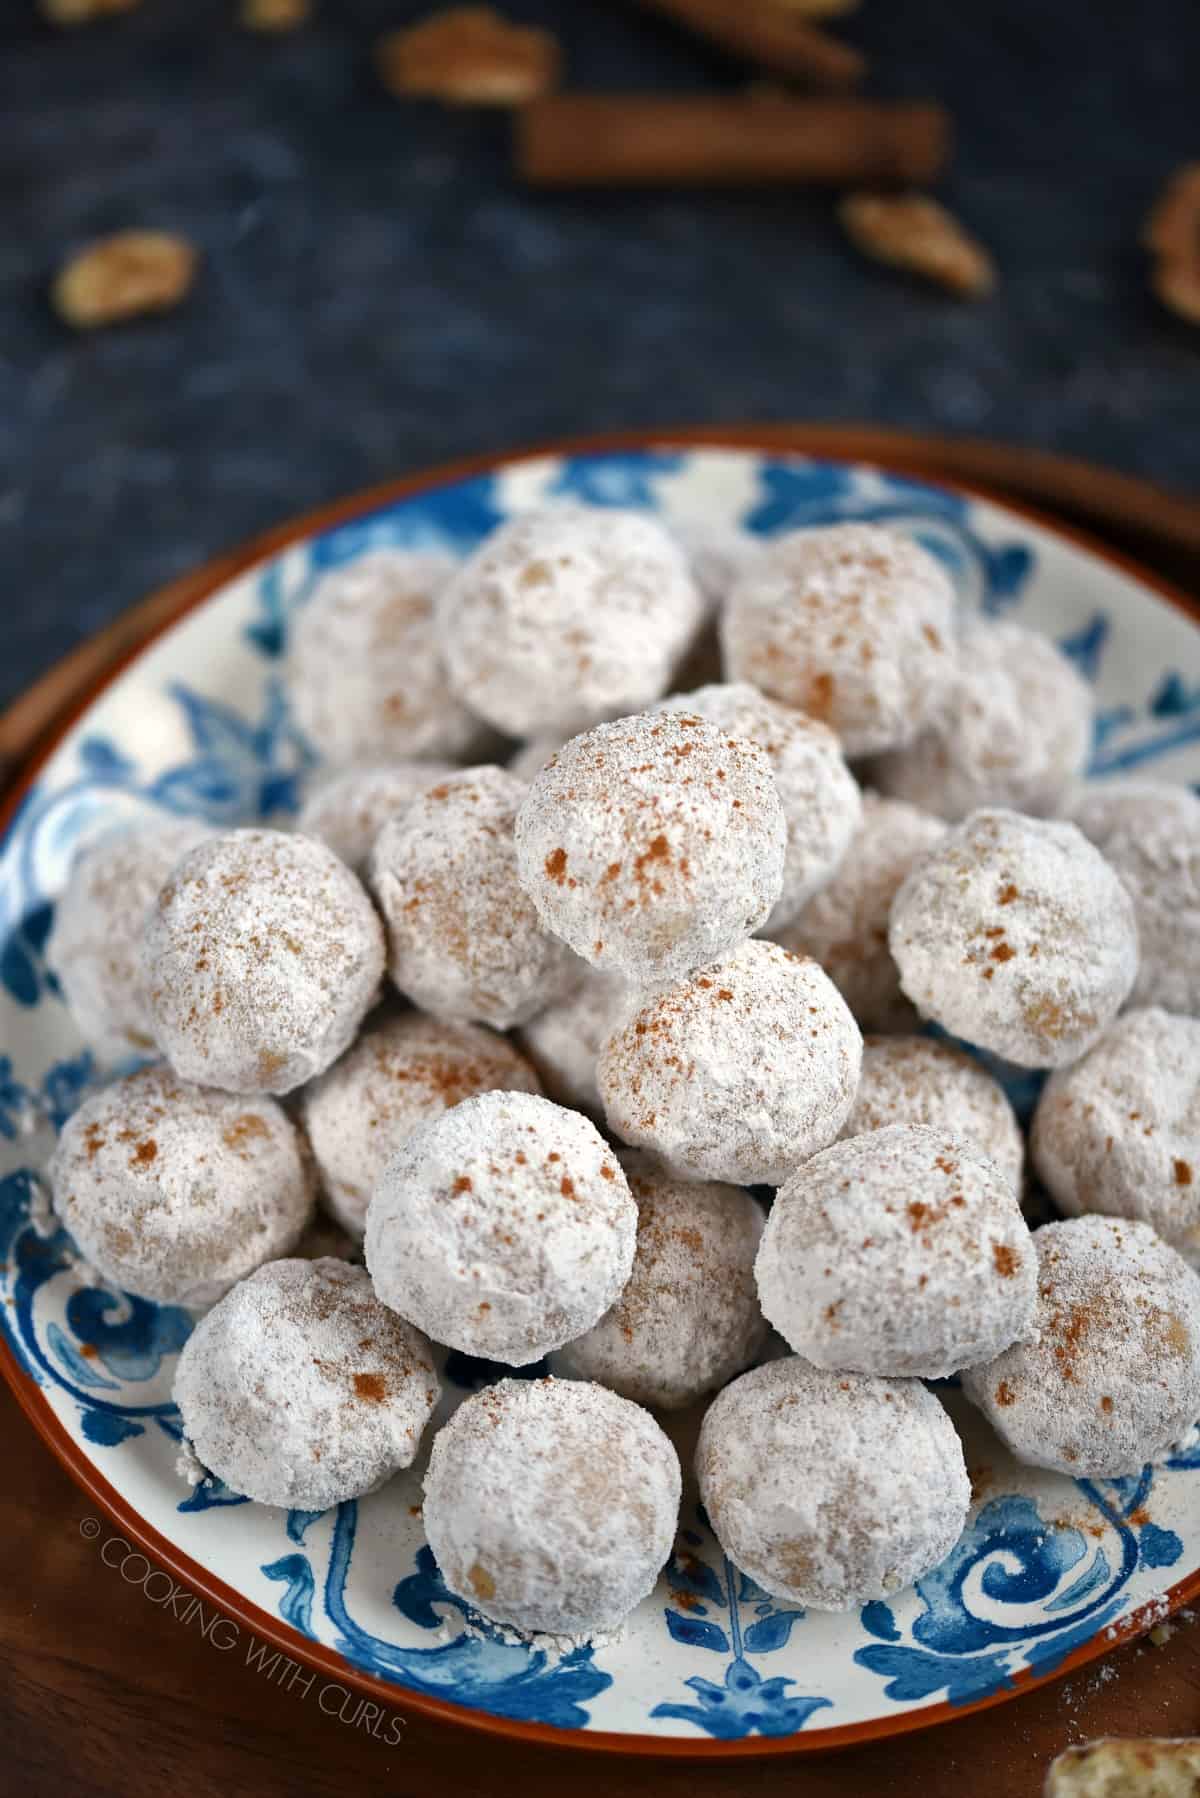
1045, 1735, 1200, 1795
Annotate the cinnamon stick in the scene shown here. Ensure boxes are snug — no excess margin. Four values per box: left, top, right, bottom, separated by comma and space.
517, 94, 951, 189
632, 0, 864, 88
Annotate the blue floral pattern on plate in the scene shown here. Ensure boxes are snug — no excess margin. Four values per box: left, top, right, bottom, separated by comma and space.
1, 448, 1198, 1745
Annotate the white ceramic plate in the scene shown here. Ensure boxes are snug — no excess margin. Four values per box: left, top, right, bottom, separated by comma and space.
3, 441, 1199, 1758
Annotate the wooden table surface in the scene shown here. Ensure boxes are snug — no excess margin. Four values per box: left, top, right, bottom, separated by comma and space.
3, 434, 1199, 1795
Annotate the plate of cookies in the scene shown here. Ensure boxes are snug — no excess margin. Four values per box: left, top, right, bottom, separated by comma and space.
2, 438, 1199, 1756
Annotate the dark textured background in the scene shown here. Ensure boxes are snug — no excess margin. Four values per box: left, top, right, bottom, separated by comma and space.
4, 0, 1199, 708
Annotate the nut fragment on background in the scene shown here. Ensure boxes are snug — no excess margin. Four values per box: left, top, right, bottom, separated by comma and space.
239, 0, 311, 30
1045, 1737, 1200, 1795
40, 0, 138, 22
840, 192, 995, 298
52, 232, 198, 330
375, 6, 561, 106
764, 0, 859, 14
1143, 163, 1200, 326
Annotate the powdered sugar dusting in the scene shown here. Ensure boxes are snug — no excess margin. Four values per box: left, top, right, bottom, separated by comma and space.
365, 1090, 636, 1365
175, 1439, 207, 1487
514, 710, 786, 986
961, 1215, 1200, 1476
697, 1357, 970, 1610
174, 1257, 440, 1510
422, 1376, 680, 1636
436, 506, 704, 737
756, 1123, 1036, 1377
49, 1063, 314, 1307
652, 681, 862, 931
598, 937, 862, 1186
142, 828, 385, 1095
890, 808, 1139, 1069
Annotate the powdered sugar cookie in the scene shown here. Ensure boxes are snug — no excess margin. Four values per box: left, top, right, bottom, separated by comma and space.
365, 1091, 636, 1365
653, 681, 861, 930
1067, 779, 1200, 1015
142, 828, 385, 1094
553, 1152, 767, 1408
295, 762, 455, 873
50, 1063, 314, 1307
302, 1011, 542, 1239
756, 1124, 1036, 1377
598, 938, 861, 1186
696, 1357, 970, 1609
514, 711, 786, 986
288, 550, 489, 763
889, 809, 1139, 1068
369, 766, 576, 1030
871, 619, 1093, 820
673, 518, 762, 609
720, 523, 957, 756
47, 815, 214, 1063
174, 1258, 439, 1508
1032, 1008, 1200, 1264
436, 506, 703, 737
840, 1034, 1023, 1192
961, 1216, 1200, 1476
422, 1377, 680, 1637
775, 792, 945, 1033
518, 965, 630, 1116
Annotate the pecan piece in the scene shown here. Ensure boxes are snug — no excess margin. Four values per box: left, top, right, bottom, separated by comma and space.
375, 6, 561, 107
1144, 163, 1200, 326
764, 0, 860, 14
239, 0, 311, 29
52, 231, 198, 330
40, 0, 139, 22
840, 192, 994, 298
